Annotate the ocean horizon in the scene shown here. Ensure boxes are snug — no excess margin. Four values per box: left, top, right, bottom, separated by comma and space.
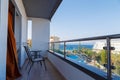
59, 44, 93, 51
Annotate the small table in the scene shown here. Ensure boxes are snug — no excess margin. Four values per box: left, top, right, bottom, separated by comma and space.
30, 50, 41, 58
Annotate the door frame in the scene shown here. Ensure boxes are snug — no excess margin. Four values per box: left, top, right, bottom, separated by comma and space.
10, 0, 22, 68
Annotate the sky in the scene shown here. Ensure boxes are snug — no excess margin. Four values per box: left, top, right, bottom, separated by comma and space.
28, 20, 32, 40
50, 0, 120, 40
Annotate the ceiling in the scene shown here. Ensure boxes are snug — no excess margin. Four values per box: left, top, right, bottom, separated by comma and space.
22, 0, 62, 20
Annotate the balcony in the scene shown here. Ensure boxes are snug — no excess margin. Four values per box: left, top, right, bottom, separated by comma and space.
48, 34, 120, 80
1, 0, 120, 80
16, 34, 120, 80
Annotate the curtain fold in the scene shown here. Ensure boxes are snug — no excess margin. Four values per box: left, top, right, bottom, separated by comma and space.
6, 11, 21, 80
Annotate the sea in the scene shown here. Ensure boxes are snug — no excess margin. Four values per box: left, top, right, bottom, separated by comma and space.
59, 44, 93, 51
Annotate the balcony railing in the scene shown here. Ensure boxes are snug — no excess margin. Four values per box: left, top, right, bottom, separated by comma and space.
49, 34, 120, 80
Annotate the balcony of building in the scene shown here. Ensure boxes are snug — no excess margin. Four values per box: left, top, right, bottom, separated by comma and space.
15, 34, 120, 80
0, 0, 120, 80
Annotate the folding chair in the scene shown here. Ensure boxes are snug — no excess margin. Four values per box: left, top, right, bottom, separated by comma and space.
24, 46, 47, 74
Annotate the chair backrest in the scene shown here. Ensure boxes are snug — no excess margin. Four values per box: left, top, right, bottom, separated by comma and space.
24, 46, 32, 61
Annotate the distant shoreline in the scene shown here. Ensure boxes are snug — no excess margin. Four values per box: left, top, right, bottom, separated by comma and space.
59, 44, 93, 50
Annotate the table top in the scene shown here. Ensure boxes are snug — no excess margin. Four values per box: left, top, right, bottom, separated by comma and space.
30, 50, 41, 52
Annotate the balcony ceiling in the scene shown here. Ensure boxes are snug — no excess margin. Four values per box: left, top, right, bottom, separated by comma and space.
22, 0, 62, 20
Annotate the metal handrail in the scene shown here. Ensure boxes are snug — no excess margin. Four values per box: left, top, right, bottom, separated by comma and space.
51, 34, 120, 43
50, 34, 120, 80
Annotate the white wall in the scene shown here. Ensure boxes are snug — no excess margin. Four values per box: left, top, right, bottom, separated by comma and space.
14, 14, 22, 68
48, 53, 95, 80
15, 15, 21, 48
31, 18, 50, 54
14, 0, 28, 67
0, 0, 9, 80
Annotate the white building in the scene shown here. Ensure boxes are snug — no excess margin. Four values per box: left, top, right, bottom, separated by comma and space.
50, 36, 60, 42
50, 36, 60, 50
93, 41, 120, 54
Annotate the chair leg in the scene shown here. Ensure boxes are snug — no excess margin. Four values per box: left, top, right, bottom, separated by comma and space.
40, 61, 42, 66
28, 62, 34, 74
27, 62, 33, 80
39, 61, 42, 71
43, 60, 47, 70
26, 60, 31, 70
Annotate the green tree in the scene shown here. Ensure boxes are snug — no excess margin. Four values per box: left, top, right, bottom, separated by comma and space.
113, 54, 120, 75
54, 49, 64, 55
72, 49, 78, 54
95, 52, 101, 63
78, 42, 81, 54
100, 50, 107, 64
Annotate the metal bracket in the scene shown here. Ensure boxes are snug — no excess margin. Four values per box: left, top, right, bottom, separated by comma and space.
103, 46, 115, 50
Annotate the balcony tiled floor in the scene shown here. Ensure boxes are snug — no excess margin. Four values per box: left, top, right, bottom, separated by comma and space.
17, 59, 66, 80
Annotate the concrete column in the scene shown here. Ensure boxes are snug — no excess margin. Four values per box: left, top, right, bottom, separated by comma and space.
0, 0, 9, 80
31, 18, 50, 55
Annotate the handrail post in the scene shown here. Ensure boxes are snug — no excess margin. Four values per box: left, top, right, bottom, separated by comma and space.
53, 42, 55, 52
64, 42, 66, 58
106, 37, 111, 80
